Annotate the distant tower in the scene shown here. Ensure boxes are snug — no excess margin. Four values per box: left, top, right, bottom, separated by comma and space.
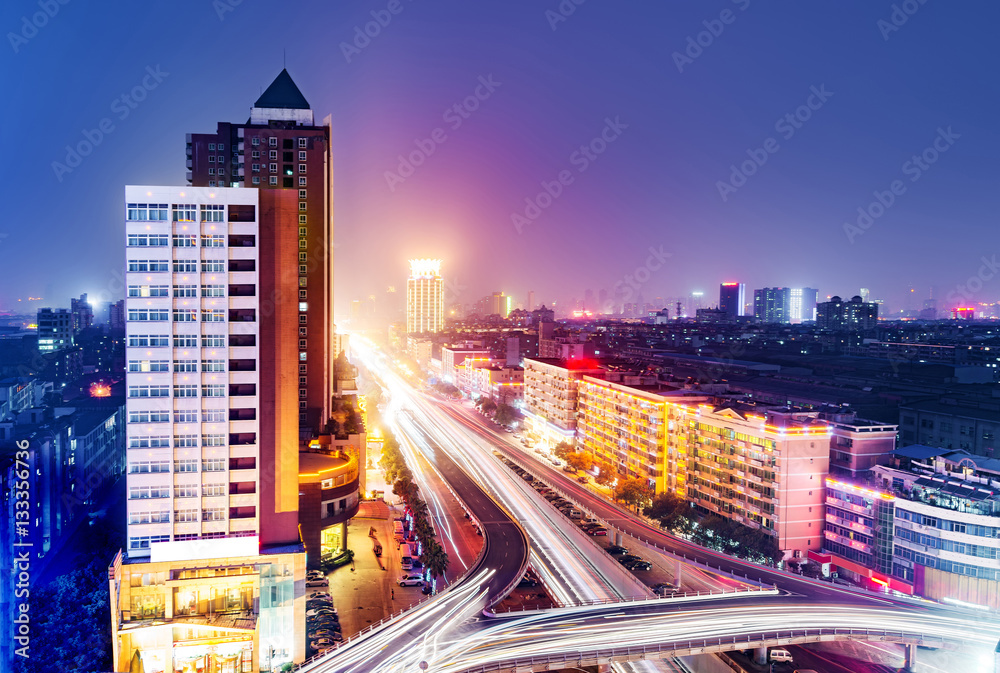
675, 300, 682, 319
719, 283, 745, 319
407, 259, 444, 333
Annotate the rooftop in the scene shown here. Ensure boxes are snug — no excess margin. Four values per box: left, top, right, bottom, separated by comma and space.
253, 69, 310, 110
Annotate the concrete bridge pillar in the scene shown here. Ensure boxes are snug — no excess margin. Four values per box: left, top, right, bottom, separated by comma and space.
753, 647, 767, 665
903, 643, 917, 671
675, 558, 683, 586
615, 531, 623, 546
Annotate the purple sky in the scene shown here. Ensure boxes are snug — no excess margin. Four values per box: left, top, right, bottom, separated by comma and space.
3, 0, 999, 317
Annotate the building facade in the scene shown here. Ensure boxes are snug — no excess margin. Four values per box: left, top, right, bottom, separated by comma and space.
112, 185, 305, 672
522, 358, 605, 449
816, 295, 878, 331
36, 307, 72, 352
187, 69, 334, 435
406, 259, 445, 334
719, 282, 745, 319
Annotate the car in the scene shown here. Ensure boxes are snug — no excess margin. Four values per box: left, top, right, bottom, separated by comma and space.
577, 475, 589, 483
792, 670, 820, 673
307, 599, 334, 609
652, 582, 678, 596
534, 448, 544, 454
562, 464, 575, 473
398, 574, 424, 587
606, 545, 629, 555
307, 591, 332, 600
624, 560, 652, 571
306, 608, 337, 618
305, 578, 329, 588
586, 527, 608, 536
516, 577, 539, 588
550, 458, 560, 466
618, 554, 643, 564
769, 649, 794, 663
307, 569, 325, 577
310, 638, 335, 649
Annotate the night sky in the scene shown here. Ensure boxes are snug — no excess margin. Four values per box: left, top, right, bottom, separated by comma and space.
3, 0, 998, 316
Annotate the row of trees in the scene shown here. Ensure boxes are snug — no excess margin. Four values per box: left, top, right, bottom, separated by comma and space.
553, 442, 616, 486
378, 431, 450, 582
644, 492, 782, 565
474, 397, 518, 427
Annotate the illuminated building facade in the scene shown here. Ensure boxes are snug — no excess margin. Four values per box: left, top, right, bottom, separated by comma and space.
523, 358, 605, 448
112, 186, 305, 672
816, 295, 878, 331
406, 259, 444, 333
187, 69, 335, 434
719, 282, 745, 319
788, 287, 818, 323
36, 307, 72, 352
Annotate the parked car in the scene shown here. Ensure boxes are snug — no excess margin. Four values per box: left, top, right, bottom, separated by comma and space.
398, 574, 424, 587
624, 560, 652, 571
606, 545, 629, 555
769, 649, 794, 664
562, 465, 576, 473
586, 527, 608, 536
618, 554, 643, 565
307, 591, 332, 600
652, 582, 678, 596
305, 577, 329, 588
306, 608, 337, 618
577, 475, 589, 484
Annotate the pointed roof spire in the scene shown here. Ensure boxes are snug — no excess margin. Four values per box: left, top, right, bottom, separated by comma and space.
254, 69, 310, 110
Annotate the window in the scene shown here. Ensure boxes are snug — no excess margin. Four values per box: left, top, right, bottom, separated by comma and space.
298, 227, 307, 236
299, 252, 307, 262
172, 234, 197, 247
299, 289, 307, 299
127, 204, 169, 221
201, 360, 226, 372
201, 234, 225, 248
269, 163, 277, 173
218, 143, 224, 151
203, 458, 226, 473
251, 162, 259, 172
251, 150, 260, 159
268, 137, 277, 147
129, 435, 170, 448
298, 302, 308, 312
201, 310, 226, 322
298, 137, 307, 148
202, 433, 226, 446
203, 509, 226, 521
173, 309, 197, 322
299, 327, 307, 336
299, 264, 307, 274
173, 360, 198, 372
174, 458, 199, 471
173, 285, 197, 297
172, 204, 197, 222
298, 339, 307, 348
299, 315, 307, 324
299, 214, 307, 224
128, 234, 168, 246
203, 483, 226, 496
200, 204, 224, 222
175, 509, 198, 522
202, 409, 226, 422
128, 309, 170, 321
299, 177, 307, 186
299, 239, 307, 249
174, 410, 198, 423
269, 176, 277, 185
299, 189, 307, 199
201, 334, 226, 347
128, 359, 169, 372
202, 384, 226, 397
172, 335, 198, 348
128, 511, 170, 525
251, 137, 260, 146
300, 352, 307, 361
128, 486, 171, 500
175, 485, 199, 498
298, 164, 306, 173
173, 260, 199, 273
252, 176, 260, 185
174, 384, 198, 398
208, 180, 215, 187
269, 150, 277, 160
208, 168, 215, 175
128, 284, 169, 297
128, 259, 170, 272
298, 151, 307, 161
201, 260, 226, 272
129, 334, 170, 347
128, 411, 170, 424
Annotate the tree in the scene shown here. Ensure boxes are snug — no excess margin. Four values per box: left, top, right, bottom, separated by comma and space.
479, 398, 497, 415
614, 477, 653, 511
594, 461, 617, 486
494, 403, 517, 427
420, 540, 450, 582
553, 441, 575, 460
566, 452, 594, 472
644, 491, 690, 532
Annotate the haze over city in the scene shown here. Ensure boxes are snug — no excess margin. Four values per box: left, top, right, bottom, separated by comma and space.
4, 1, 1000, 316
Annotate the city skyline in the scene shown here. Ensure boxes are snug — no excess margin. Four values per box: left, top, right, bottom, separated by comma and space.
3, 2, 1000, 316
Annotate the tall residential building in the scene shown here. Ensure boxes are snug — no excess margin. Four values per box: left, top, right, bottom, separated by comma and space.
788, 287, 818, 323
753, 287, 789, 324
187, 68, 334, 434
522, 357, 605, 448
111, 186, 305, 672
109, 299, 126, 330
71, 293, 95, 331
36, 307, 72, 352
817, 295, 879, 331
719, 282, 745, 319
406, 259, 444, 333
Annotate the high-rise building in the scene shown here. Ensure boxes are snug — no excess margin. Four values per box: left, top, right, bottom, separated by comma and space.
111, 186, 305, 671
71, 293, 94, 331
817, 295, 879, 331
406, 259, 444, 333
753, 287, 789, 323
719, 282, 745, 319
36, 307, 72, 352
187, 68, 334, 434
788, 287, 818, 323
109, 299, 126, 330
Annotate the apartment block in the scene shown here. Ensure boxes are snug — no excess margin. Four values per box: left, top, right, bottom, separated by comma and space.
36, 307, 72, 352
523, 357, 606, 448
111, 185, 305, 672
